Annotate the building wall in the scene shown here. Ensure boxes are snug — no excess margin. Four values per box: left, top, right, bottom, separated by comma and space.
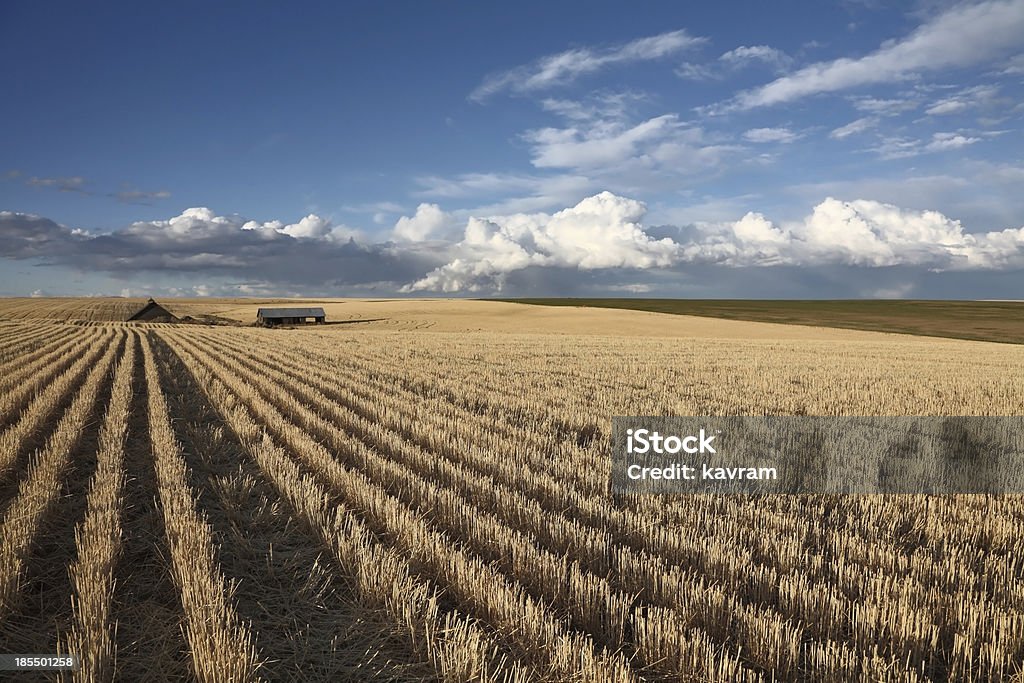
260, 315, 325, 325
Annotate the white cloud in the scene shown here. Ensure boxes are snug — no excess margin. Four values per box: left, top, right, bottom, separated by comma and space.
870, 131, 982, 158
6, 195, 1024, 296
403, 191, 680, 291
850, 96, 920, 116
541, 98, 601, 122
392, 203, 455, 241
676, 44, 790, 81
924, 131, 981, 151
924, 84, 1000, 115
277, 214, 332, 239
870, 136, 924, 159
686, 197, 1024, 270
1002, 52, 1024, 73
526, 114, 684, 168
675, 62, 717, 81
719, 45, 792, 69
540, 91, 646, 123
830, 116, 879, 138
743, 127, 802, 143
401, 193, 1024, 291
728, 0, 1024, 110
521, 111, 739, 183
123, 207, 362, 243
470, 29, 705, 100
926, 100, 970, 116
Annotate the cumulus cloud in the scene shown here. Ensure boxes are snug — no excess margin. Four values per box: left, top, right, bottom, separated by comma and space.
275, 214, 333, 239
470, 30, 705, 100
401, 193, 1024, 292
683, 198, 1024, 270
403, 192, 679, 291
727, 0, 1024, 110
393, 203, 456, 241
5, 195, 1024, 296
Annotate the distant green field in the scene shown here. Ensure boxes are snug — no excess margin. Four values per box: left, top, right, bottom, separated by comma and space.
495, 299, 1024, 344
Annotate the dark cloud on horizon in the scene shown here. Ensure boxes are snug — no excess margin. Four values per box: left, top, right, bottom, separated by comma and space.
0, 209, 440, 292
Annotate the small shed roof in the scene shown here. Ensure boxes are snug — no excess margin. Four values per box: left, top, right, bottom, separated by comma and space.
257, 307, 326, 318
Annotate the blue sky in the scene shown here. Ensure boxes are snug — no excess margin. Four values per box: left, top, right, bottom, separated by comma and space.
1, 0, 1023, 298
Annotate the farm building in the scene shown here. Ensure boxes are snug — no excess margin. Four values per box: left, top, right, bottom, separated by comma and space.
257, 307, 326, 326
128, 298, 178, 322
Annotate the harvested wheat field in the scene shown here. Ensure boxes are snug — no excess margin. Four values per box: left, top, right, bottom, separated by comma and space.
1, 307, 1023, 682
0, 296, 948, 340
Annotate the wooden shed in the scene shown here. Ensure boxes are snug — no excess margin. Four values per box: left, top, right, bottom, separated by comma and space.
128, 298, 178, 322
257, 307, 326, 326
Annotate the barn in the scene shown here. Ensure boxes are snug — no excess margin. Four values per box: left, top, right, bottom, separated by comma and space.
128, 298, 178, 322
257, 307, 326, 326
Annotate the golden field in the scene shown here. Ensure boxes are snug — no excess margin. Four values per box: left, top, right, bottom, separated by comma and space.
0, 296, 955, 340
0, 299, 1022, 681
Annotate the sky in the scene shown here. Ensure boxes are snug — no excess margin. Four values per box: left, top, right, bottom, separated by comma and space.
1, 0, 1023, 299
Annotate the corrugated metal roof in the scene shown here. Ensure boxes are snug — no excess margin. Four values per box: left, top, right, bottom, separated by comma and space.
257, 307, 326, 318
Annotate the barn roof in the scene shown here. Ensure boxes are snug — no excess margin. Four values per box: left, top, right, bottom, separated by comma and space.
257, 307, 326, 318
128, 298, 178, 322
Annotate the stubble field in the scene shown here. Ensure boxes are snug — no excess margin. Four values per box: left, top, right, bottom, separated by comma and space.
0, 300, 1022, 681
